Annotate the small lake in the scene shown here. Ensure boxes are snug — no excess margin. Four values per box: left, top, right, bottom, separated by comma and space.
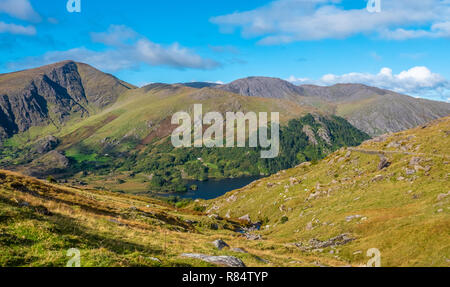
159, 176, 263, 200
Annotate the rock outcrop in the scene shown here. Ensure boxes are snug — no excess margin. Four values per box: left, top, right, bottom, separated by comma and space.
34, 136, 60, 154
0, 61, 134, 140
181, 253, 246, 267
26, 150, 70, 177
212, 239, 229, 250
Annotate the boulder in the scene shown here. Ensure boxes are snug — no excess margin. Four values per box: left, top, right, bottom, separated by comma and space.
377, 156, 390, 170
212, 239, 229, 250
181, 253, 246, 267
299, 234, 354, 251
437, 191, 450, 201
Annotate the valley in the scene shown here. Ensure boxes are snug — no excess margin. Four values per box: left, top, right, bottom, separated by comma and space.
2, 61, 449, 196
0, 116, 448, 267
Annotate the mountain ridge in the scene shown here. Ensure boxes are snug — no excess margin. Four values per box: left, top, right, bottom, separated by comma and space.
1, 61, 450, 141
215, 76, 450, 136
0, 61, 135, 139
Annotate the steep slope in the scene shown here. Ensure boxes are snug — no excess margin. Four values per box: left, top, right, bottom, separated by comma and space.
216, 77, 450, 136
337, 93, 450, 136
0, 61, 134, 140
205, 117, 450, 267
218, 76, 305, 100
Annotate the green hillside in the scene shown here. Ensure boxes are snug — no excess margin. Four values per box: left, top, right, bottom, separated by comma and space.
0, 80, 369, 194
203, 116, 450, 267
1, 117, 448, 267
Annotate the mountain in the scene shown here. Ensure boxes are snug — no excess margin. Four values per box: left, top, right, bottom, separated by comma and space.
205, 116, 450, 267
0, 78, 310, 179
180, 82, 220, 89
0, 61, 449, 192
0, 61, 135, 139
216, 77, 450, 136
1, 76, 367, 192
2, 62, 449, 141
1, 117, 448, 267
218, 76, 305, 101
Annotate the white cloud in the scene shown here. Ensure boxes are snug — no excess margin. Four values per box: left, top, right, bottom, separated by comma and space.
0, 21, 36, 35
0, 0, 40, 22
287, 66, 450, 100
286, 75, 309, 84
135, 39, 219, 70
211, 0, 450, 44
8, 25, 221, 71
91, 25, 137, 46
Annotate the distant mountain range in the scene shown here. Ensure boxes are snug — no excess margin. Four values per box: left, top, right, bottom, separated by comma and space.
1, 62, 448, 142
1, 61, 449, 187
216, 76, 450, 136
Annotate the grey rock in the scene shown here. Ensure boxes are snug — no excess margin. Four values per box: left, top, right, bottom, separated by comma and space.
406, 168, 416, 175
377, 156, 391, 170
437, 192, 450, 201
148, 257, 161, 263
298, 234, 354, 251
346, 215, 362, 222
181, 253, 246, 267
244, 233, 262, 241
212, 239, 229, 250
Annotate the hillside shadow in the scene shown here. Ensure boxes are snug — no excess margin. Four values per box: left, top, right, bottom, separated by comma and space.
0, 194, 164, 264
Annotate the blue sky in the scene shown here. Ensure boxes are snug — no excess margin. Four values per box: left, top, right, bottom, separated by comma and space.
0, 0, 449, 102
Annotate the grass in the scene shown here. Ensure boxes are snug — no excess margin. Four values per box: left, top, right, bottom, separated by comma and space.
1, 115, 449, 267
204, 116, 450, 267
0, 169, 322, 267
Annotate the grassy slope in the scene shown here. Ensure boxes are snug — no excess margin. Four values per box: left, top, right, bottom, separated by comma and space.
204, 117, 450, 267
0, 170, 324, 267
2, 85, 318, 192
1, 117, 448, 267
5, 85, 311, 148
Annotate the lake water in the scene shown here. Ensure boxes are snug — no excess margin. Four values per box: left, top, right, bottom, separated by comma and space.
159, 176, 263, 200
